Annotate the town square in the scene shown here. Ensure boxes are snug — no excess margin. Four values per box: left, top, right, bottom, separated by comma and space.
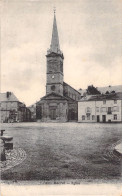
0, 0, 122, 195
1, 122, 122, 183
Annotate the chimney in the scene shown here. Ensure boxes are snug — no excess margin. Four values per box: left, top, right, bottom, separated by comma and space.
6, 92, 11, 98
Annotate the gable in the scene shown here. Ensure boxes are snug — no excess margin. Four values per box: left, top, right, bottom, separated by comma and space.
40, 92, 68, 101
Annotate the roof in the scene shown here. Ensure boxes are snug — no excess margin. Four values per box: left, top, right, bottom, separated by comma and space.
50, 13, 60, 52
63, 82, 81, 95
97, 85, 122, 94
79, 92, 122, 102
0, 92, 20, 102
47, 13, 63, 56
78, 85, 122, 96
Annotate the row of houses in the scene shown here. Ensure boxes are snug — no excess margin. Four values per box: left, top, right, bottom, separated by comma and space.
0, 90, 122, 123
78, 92, 122, 123
0, 92, 31, 123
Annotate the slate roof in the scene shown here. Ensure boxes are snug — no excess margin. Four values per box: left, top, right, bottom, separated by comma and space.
0, 92, 20, 102
79, 92, 122, 102
78, 85, 122, 96
50, 13, 60, 53
97, 85, 122, 94
47, 12, 63, 56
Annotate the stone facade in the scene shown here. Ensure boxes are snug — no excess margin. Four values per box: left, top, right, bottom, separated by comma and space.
37, 93, 68, 122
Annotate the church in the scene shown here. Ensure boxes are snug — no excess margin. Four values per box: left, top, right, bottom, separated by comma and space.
36, 12, 81, 122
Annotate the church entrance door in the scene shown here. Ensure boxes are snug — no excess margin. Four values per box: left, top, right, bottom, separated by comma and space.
50, 109, 56, 120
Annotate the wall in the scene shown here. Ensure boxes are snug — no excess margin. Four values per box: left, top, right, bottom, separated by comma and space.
1, 101, 18, 111
96, 100, 122, 122
78, 99, 122, 122
0, 101, 31, 123
78, 101, 96, 122
0, 101, 18, 122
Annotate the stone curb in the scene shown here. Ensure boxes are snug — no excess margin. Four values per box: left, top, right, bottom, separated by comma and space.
114, 142, 122, 155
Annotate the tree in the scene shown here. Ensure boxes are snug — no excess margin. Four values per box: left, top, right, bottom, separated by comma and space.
111, 90, 115, 94
86, 85, 101, 95
105, 91, 110, 94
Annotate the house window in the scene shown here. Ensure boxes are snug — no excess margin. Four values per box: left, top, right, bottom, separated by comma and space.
114, 100, 117, 104
103, 100, 106, 104
87, 113, 90, 120
101, 107, 107, 112
82, 115, 85, 120
113, 106, 119, 112
107, 107, 112, 114
92, 115, 95, 120
96, 107, 99, 112
86, 107, 91, 113
114, 114, 117, 120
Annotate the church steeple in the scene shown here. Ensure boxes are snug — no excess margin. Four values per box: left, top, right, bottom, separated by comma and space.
50, 12, 60, 53
47, 10, 63, 56
46, 10, 64, 96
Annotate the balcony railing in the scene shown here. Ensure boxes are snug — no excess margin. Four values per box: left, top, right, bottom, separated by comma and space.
107, 111, 112, 114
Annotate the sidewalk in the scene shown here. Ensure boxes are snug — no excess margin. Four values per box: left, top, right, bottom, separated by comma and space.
115, 142, 122, 154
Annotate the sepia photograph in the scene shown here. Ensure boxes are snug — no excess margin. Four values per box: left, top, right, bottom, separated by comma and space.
0, 0, 122, 195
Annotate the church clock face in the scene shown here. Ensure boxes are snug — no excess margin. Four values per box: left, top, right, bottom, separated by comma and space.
52, 75, 54, 79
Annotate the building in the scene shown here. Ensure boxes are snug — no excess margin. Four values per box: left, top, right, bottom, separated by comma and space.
78, 92, 122, 123
36, 12, 81, 122
0, 92, 31, 123
28, 103, 36, 122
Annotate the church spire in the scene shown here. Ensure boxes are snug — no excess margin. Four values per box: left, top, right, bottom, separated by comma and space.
47, 9, 62, 55
47, 9, 63, 57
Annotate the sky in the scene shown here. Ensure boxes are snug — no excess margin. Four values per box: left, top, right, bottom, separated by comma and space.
1, 0, 122, 106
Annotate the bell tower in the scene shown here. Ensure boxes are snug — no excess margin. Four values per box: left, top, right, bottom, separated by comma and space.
46, 10, 64, 96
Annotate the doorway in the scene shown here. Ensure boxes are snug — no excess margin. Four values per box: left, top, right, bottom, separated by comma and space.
102, 115, 106, 122
97, 115, 100, 122
50, 109, 56, 120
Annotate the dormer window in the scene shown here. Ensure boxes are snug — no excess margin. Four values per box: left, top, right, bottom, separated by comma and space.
103, 100, 106, 104
114, 100, 117, 104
